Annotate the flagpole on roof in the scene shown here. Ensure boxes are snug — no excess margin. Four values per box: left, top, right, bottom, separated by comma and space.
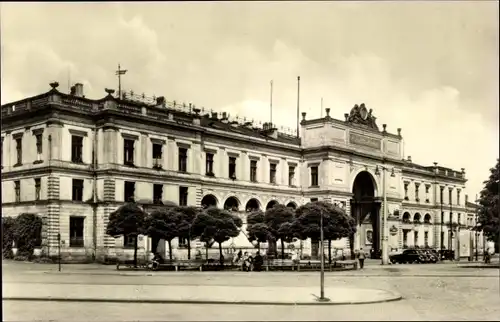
115, 64, 128, 99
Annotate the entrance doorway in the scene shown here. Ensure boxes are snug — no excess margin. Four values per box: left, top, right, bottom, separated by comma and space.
350, 171, 381, 259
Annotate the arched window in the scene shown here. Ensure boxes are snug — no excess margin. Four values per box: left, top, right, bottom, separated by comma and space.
424, 214, 432, 224
402, 212, 411, 223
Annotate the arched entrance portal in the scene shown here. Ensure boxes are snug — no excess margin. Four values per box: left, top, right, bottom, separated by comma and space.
201, 194, 218, 209
286, 202, 297, 209
351, 171, 381, 259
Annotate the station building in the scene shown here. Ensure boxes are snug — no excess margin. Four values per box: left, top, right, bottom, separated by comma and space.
1, 81, 478, 261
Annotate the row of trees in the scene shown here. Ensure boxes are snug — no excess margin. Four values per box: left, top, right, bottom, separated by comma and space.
106, 204, 243, 266
106, 200, 356, 267
247, 202, 356, 264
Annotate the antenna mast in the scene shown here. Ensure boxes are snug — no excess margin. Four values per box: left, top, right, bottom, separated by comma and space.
115, 64, 128, 99
270, 80, 273, 125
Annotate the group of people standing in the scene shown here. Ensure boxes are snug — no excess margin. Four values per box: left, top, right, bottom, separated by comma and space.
232, 250, 264, 271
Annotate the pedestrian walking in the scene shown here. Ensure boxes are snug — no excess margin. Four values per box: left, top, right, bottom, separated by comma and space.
357, 248, 366, 269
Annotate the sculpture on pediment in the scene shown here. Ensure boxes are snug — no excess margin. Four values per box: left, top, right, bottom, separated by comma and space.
346, 103, 379, 130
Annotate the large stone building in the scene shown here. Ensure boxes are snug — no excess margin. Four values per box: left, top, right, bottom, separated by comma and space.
1, 81, 478, 261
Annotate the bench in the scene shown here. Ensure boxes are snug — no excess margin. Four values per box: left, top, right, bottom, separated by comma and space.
265, 259, 296, 271
332, 260, 358, 270
116, 259, 149, 270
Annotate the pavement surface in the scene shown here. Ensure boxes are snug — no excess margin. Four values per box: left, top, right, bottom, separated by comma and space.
3, 260, 500, 321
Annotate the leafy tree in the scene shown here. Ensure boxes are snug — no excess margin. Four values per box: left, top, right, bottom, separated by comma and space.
176, 206, 202, 260
106, 203, 146, 267
143, 209, 179, 261
295, 201, 356, 263
477, 159, 499, 248
2, 217, 16, 258
14, 213, 43, 257
264, 204, 295, 259
246, 211, 269, 250
192, 207, 243, 265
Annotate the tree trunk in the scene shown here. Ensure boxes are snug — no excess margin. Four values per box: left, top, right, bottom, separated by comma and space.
349, 234, 355, 260
168, 240, 172, 261
205, 244, 209, 260
281, 240, 285, 260
187, 236, 191, 260
219, 242, 223, 265
328, 239, 332, 264
133, 235, 138, 268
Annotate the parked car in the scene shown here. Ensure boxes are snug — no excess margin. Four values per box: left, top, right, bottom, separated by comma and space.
390, 249, 427, 264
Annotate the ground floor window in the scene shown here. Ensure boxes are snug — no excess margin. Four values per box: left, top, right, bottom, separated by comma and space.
424, 231, 429, 247
69, 217, 84, 247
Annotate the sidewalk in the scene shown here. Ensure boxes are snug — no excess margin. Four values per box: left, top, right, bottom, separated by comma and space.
2, 282, 402, 305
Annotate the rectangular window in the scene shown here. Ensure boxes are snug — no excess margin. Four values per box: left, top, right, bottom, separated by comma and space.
440, 187, 444, 204
206, 153, 214, 175
178, 148, 187, 172
310, 198, 318, 202
457, 190, 461, 205
1, 137, 3, 168
35, 134, 43, 161
72, 179, 84, 201
15, 138, 22, 165
404, 182, 409, 200
310, 166, 319, 186
69, 217, 84, 247
14, 180, 21, 202
228, 157, 236, 179
179, 186, 188, 206
152, 143, 162, 168
269, 163, 277, 184
448, 188, 452, 205
250, 160, 257, 182
124, 181, 136, 202
414, 231, 419, 247
124, 235, 136, 248
71, 136, 83, 163
288, 166, 295, 186
440, 231, 445, 249
415, 184, 420, 201
35, 178, 41, 201
123, 139, 135, 165
153, 184, 163, 204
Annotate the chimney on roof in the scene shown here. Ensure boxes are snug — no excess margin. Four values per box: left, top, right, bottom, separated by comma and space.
407, 156, 412, 163
72, 83, 84, 97
211, 112, 218, 120
221, 112, 229, 123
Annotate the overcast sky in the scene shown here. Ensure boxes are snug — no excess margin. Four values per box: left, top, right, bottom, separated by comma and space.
1, 2, 498, 198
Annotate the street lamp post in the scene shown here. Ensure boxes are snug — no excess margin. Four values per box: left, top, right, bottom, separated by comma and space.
376, 165, 392, 265
320, 210, 325, 300
381, 166, 389, 265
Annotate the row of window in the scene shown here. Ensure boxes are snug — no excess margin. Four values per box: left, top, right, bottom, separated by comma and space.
403, 182, 462, 205
12, 179, 188, 205
402, 230, 430, 248
1, 133, 85, 167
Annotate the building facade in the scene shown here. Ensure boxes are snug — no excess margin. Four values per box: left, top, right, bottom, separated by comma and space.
1, 82, 472, 261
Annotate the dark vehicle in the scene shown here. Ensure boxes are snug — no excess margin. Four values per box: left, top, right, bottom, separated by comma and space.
390, 249, 427, 264
370, 248, 382, 259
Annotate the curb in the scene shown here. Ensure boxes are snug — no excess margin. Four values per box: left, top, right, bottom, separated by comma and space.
2, 294, 403, 306
38, 271, 498, 278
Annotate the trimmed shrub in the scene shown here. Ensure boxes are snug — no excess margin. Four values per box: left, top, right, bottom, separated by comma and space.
14, 213, 43, 258
2, 217, 16, 258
